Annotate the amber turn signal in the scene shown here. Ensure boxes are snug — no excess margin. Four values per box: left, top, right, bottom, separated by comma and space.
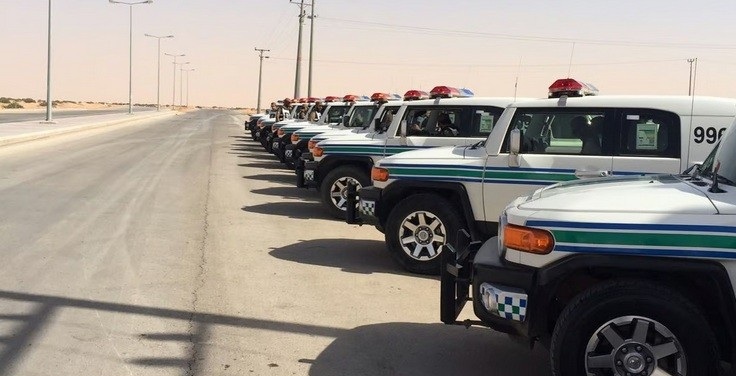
312, 146, 324, 157
371, 167, 390, 182
503, 224, 554, 254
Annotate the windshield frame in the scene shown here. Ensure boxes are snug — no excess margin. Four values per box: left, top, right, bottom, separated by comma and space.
712, 121, 736, 185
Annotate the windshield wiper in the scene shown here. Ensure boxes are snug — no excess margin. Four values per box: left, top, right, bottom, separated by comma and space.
714, 173, 735, 186
469, 140, 485, 149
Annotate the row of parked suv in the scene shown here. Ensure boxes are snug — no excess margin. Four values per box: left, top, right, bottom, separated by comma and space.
244, 80, 736, 376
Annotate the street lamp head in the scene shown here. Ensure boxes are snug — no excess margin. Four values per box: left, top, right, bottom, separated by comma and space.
165, 35, 174, 38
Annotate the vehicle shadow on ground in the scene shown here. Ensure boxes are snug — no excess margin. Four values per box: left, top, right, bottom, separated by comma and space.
269, 238, 432, 278
233, 152, 277, 161
249, 187, 320, 202
243, 174, 297, 185
238, 162, 291, 170
230, 144, 265, 153
0, 289, 349, 375
241, 202, 332, 220
306, 322, 549, 376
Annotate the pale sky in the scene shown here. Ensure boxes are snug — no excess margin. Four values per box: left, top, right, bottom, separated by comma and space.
2, 1, 736, 108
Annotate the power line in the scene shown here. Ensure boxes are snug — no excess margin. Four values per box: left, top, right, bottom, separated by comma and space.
268, 56, 686, 68
320, 17, 736, 50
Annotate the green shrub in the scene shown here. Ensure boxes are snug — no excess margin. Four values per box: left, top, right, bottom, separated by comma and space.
0, 97, 10, 104
22, 98, 35, 103
3, 102, 23, 109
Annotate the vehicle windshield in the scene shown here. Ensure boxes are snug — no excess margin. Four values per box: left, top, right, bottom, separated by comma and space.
713, 125, 736, 185
318, 105, 349, 125
347, 106, 378, 128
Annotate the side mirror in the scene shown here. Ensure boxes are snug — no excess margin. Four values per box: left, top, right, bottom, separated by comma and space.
509, 129, 521, 155
374, 118, 381, 131
342, 115, 350, 126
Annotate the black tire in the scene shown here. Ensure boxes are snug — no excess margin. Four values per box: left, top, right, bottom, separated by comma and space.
319, 166, 370, 219
551, 279, 718, 376
384, 194, 465, 275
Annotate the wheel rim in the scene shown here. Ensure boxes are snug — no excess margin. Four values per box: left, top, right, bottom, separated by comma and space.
585, 316, 686, 376
397, 211, 447, 261
329, 177, 361, 211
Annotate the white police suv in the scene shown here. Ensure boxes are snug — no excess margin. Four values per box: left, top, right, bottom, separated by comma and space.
441, 118, 736, 376
354, 86, 736, 274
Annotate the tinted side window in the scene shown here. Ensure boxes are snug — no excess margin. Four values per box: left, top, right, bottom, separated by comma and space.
504, 109, 609, 155
617, 110, 680, 158
471, 106, 505, 136
378, 105, 399, 132
402, 108, 464, 137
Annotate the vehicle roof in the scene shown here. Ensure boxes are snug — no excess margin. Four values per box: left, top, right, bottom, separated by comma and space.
511, 95, 736, 116
401, 97, 536, 107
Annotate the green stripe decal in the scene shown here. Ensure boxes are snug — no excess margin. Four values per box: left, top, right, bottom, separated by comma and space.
388, 167, 483, 178
553, 230, 736, 249
388, 167, 576, 182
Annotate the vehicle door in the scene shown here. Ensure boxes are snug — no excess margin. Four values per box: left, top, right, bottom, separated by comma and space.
611, 109, 682, 175
483, 107, 615, 221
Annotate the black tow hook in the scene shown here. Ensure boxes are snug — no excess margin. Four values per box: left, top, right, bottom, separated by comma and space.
345, 181, 361, 225
295, 158, 306, 188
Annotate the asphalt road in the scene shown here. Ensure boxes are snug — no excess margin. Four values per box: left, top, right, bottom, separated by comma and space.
0, 107, 155, 123
0, 109, 549, 376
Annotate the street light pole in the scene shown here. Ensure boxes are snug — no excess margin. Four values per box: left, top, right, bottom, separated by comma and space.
178, 62, 189, 107
165, 53, 185, 108
183, 68, 195, 107
109, 0, 152, 114
254, 48, 270, 113
45, 0, 53, 122
145, 34, 174, 111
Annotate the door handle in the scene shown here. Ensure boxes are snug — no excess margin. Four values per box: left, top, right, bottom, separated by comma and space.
574, 170, 611, 178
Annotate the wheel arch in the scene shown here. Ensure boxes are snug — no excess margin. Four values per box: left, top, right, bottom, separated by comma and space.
315, 155, 373, 186
533, 254, 736, 363
379, 180, 479, 238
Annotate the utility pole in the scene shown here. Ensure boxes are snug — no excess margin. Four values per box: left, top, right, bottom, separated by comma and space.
307, 0, 315, 97
255, 48, 270, 113
687, 58, 697, 96
290, 0, 306, 99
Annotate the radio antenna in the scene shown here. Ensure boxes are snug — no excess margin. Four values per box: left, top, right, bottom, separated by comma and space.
514, 56, 522, 101
567, 42, 576, 78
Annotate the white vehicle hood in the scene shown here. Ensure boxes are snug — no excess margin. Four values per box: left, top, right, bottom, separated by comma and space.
294, 124, 339, 134
519, 175, 717, 214
378, 146, 468, 163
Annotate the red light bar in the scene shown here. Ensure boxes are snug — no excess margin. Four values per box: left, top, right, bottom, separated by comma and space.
323, 96, 341, 102
548, 78, 598, 98
429, 86, 461, 98
296, 97, 308, 103
306, 97, 321, 103
370, 92, 390, 102
343, 94, 359, 102
403, 90, 429, 101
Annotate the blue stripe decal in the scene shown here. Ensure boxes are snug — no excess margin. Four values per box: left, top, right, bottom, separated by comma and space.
527, 220, 736, 234
390, 176, 554, 185
556, 244, 736, 259
379, 163, 577, 173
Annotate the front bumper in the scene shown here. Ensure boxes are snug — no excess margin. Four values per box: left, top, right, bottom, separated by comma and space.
346, 186, 381, 226
441, 236, 536, 338
295, 155, 317, 189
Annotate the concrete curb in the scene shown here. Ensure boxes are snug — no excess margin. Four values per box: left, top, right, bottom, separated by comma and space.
0, 110, 178, 148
